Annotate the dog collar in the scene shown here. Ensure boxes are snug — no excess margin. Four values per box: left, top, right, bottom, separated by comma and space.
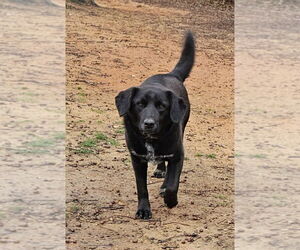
130, 142, 174, 164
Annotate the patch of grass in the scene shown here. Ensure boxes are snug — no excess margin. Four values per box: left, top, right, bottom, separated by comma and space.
11, 206, 24, 214
22, 92, 39, 97
115, 128, 125, 134
107, 138, 119, 146
74, 132, 119, 154
249, 154, 267, 159
15, 119, 32, 125
213, 194, 227, 200
234, 153, 244, 157
73, 119, 85, 124
184, 157, 189, 161
45, 108, 65, 114
16, 148, 49, 154
91, 108, 103, 114
68, 204, 80, 214
78, 92, 87, 97
216, 200, 229, 207
80, 138, 98, 148
213, 194, 229, 207
26, 138, 56, 148
16, 133, 64, 155
0, 211, 6, 219
74, 148, 94, 154
19, 96, 35, 103
53, 132, 65, 140
195, 153, 216, 159
95, 132, 119, 146
95, 132, 108, 141
78, 96, 86, 103
207, 153, 216, 159
123, 158, 131, 166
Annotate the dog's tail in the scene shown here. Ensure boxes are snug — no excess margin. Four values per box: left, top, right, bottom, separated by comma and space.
170, 31, 195, 81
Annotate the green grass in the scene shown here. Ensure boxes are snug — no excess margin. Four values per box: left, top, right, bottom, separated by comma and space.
106, 138, 119, 146
95, 132, 119, 146
68, 203, 80, 214
95, 132, 108, 141
74, 132, 119, 154
11, 206, 24, 214
0, 211, 6, 219
195, 153, 216, 159
115, 128, 125, 134
123, 158, 131, 166
78, 92, 87, 97
91, 108, 103, 114
74, 148, 94, 154
249, 154, 267, 159
213, 194, 229, 207
234, 153, 244, 157
16, 132, 64, 155
80, 138, 98, 148
213, 194, 227, 200
22, 92, 39, 97
78, 97, 86, 103
207, 154, 216, 159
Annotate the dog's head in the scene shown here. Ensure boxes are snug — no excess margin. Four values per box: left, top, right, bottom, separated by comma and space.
115, 86, 187, 136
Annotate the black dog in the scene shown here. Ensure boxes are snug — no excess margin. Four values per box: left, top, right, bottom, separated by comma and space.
115, 31, 195, 219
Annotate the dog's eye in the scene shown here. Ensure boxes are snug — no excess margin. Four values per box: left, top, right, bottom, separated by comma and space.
136, 102, 145, 108
157, 103, 166, 110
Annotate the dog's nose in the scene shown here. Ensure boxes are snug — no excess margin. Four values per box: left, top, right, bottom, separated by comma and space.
144, 118, 155, 129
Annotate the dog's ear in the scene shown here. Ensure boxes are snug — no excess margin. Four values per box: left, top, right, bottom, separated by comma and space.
168, 91, 187, 123
115, 87, 138, 116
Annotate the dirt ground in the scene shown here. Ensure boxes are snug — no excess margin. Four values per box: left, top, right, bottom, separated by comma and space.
66, 0, 234, 249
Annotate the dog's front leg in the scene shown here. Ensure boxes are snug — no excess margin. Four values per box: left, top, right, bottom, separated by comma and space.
164, 153, 184, 208
131, 155, 152, 219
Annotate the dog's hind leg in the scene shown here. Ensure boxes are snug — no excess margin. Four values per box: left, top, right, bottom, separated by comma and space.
152, 162, 166, 178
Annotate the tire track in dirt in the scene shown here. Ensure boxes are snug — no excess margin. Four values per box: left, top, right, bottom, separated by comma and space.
66, 0, 233, 249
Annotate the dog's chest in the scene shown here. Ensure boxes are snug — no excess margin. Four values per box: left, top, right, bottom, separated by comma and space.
145, 142, 156, 163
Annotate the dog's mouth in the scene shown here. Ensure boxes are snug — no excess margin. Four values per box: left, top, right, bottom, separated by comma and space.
141, 130, 159, 139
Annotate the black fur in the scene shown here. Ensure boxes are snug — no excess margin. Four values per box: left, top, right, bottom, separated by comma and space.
115, 31, 195, 219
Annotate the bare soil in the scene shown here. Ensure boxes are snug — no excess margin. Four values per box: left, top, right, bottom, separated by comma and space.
66, 0, 234, 249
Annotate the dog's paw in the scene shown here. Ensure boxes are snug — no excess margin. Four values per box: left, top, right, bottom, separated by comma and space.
159, 187, 166, 197
135, 208, 152, 220
164, 189, 178, 208
152, 169, 166, 178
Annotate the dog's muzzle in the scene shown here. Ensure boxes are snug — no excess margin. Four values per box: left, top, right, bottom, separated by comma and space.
141, 118, 158, 134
